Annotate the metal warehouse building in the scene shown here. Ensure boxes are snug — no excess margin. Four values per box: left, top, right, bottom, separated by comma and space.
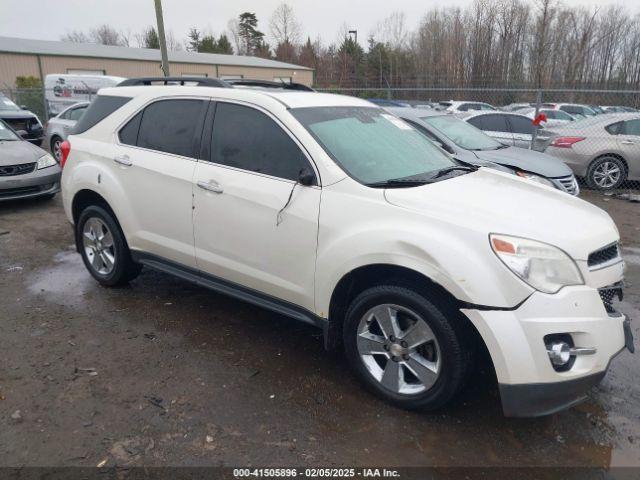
0, 36, 314, 88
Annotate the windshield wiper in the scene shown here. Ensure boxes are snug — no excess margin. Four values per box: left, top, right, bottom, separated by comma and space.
428, 165, 477, 179
366, 178, 434, 188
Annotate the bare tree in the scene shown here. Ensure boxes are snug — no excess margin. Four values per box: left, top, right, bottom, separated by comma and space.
269, 3, 301, 45
227, 18, 242, 54
89, 24, 127, 46
61, 31, 90, 43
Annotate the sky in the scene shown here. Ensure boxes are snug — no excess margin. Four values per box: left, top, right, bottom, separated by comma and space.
0, 0, 637, 49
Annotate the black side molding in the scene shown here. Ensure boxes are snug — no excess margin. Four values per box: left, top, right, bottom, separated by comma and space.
131, 251, 327, 331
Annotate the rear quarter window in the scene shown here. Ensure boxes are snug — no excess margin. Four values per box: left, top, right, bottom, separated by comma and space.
72, 95, 131, 134
605, 121, 623, 135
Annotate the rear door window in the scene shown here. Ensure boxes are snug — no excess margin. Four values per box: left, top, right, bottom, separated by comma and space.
119, 111, 143, 145
508, 115, 535, 135
474, 114, 509, 132
210, 102, 313, 182
136, 99, 207, 157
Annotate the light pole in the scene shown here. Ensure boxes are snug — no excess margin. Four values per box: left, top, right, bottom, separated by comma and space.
154, 0, 170, 77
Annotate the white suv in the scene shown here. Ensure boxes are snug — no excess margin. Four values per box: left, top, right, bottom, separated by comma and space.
61, 79, 634, 417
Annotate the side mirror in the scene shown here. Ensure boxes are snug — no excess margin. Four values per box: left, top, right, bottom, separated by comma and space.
20, 105, 29, 110
16, 130, 29, 139
298, 168, 316, 186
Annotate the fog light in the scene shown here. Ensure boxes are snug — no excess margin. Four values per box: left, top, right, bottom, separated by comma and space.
547, 342, 571, 366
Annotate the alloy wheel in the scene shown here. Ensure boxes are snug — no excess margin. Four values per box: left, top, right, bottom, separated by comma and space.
356, 304, 441, 395
52, 138, 62, 163
592, 161, 621, 189
82, 217, 116, 275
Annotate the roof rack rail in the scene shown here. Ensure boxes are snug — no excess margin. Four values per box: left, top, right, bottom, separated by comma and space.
117, 77, 231, 88
223, 78, 315, 92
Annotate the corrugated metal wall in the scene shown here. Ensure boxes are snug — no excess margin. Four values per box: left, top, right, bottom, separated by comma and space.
0, 52, 314, 87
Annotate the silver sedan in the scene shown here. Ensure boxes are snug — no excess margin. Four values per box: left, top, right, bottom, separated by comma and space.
0, 119, 61, 201
45, 102, 89, 162
534, 113, 640, 190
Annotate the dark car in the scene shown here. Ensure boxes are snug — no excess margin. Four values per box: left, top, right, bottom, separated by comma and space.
0, 93, 44, 146
0, 119, 61, 201
386, 107, 579, 195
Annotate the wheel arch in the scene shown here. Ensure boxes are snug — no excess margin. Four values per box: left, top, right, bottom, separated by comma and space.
324, 263, 491, 370
72, 189, 116, 225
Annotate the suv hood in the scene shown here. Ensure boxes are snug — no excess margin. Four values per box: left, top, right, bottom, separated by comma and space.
473, 146, 572, 178
0, 140, 45, 166
384, 169, 617, 261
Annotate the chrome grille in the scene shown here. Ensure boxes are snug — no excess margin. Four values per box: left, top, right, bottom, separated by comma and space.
588, 243, 620, 268
598, 281, 624, 316
555, 175, 579, 196
0, 162, 36, 177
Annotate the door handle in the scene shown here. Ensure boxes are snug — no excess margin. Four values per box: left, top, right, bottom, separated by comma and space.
113, 154, 133, 166
621, 140, 635, 145
197, 180, 223, 194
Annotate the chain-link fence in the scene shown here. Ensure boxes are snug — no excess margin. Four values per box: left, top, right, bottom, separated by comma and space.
1, 84, 639, 195
0, 87, 101, 122
316, 86, 640, 195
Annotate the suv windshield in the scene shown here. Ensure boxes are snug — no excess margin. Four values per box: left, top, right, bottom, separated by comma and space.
0, 95, 21, 112
0, 121, 19, 141
291, 106, 457, 185
422, 115, 502, 151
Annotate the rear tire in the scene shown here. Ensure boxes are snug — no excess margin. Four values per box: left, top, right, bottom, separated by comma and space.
586, 156, 626, 190
50, 136, 63, 163
76, 205, 141, 286
343, 284, 472, 411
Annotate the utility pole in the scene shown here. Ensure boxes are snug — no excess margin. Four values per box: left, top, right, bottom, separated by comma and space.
154, 0, 170, 76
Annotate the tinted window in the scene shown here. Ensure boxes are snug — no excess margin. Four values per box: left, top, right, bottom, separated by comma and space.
212, 103, 311, 182
605, 121, 623, 135
119, 111, 143, 145
476, 114, 510, 132
68, 106, 87, 121
137, 99, 206, 157
560, 105, 581, 115
72, 95, 131, 134
623, 119, 640, 136
508, 115, 534, 134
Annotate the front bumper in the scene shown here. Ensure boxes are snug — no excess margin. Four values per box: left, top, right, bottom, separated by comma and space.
462, 286, 633, 417
0, 166, 61, 201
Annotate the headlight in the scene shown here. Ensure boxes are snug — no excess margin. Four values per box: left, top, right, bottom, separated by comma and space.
37, 153, 57, 169
490, 234, 584, 294
516, 171, 555, 188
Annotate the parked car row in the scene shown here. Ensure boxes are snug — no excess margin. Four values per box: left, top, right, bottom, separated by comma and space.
386, 107, 579, 195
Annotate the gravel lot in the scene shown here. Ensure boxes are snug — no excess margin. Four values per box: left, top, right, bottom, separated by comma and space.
0, 190, 638, 470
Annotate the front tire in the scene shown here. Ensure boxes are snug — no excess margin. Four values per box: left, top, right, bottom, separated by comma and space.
586, 156, 626, 190
343, 285, 472, 411
76, 205, 141, 286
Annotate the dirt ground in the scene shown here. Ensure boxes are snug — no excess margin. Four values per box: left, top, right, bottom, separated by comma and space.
0, 190, 639, 471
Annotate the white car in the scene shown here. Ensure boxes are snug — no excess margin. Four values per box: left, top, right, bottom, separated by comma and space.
437, 100, 497, 112
518, 107, 576, 128
60, 80, 633, 417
